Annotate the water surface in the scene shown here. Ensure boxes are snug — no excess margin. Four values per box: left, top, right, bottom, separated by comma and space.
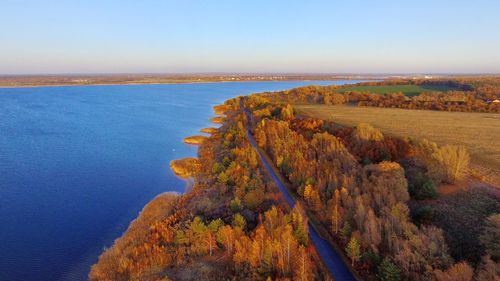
0, 80, 363, 281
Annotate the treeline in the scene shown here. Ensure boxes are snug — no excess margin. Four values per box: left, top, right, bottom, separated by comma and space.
264, 79, 500, 113
244, 94, 499, 280
90, 98, 324, 281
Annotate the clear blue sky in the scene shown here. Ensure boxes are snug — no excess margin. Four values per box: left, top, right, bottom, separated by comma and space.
1, 0, 499, 74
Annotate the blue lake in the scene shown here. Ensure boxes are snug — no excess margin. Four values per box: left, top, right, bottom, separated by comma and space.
0, 80, 363, 281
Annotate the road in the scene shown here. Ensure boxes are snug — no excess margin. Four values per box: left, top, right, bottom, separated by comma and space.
242, 105, 357, 281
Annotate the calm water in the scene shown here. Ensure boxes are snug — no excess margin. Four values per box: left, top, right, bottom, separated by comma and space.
0, 80, 363, 281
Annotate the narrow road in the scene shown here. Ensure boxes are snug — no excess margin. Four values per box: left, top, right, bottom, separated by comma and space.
241, 105, 357, 281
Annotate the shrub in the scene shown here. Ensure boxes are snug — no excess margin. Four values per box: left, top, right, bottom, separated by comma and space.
414, 205, 434, 223
416, 179, 438, 200
230, 197, 242, 213
352, 123, 384, 142
480, 213, 500, 261
377, 257, 401, 281
415, 140, 470, 184
243, 189, 264, 210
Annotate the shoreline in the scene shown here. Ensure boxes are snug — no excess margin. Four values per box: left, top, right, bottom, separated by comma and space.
0, 78, 370, 89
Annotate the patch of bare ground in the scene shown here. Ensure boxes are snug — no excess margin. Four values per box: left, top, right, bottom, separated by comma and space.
164, 252, 233, 281
296, 104, 500, 187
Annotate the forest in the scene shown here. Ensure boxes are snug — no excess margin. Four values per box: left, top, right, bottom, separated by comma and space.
244, 93, 499, 280
90, 98, 325, 281
91, 78, 499, 281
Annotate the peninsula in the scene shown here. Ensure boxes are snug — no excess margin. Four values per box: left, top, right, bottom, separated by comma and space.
90, 77, 500, 281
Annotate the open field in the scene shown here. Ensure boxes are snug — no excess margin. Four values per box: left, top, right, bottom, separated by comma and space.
336, 84, 453, 96
295, 104, 500, 186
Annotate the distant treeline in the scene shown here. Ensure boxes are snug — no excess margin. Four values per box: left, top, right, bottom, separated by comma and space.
266, 78, 500, 113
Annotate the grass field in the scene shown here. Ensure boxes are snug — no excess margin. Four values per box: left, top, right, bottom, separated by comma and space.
336, 84, 453, 96
295, 104, 500, 186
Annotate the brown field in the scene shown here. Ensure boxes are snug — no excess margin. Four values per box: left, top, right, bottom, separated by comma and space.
295, 104, 500, 186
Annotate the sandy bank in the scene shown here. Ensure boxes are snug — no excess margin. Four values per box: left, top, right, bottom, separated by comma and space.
170, 157, 201, 178
183, 135, 207, 145
200, 127, 218, 134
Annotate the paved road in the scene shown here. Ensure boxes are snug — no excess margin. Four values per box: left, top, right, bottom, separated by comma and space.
242, 106, 357, 281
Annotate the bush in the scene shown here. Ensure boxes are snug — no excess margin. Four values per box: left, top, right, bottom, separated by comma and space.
414, 206, 434, 223
408, 172, 437, 200
480, 213, 500, 261
414, 179, 438, 200
230, 197, 242, 213
243, 189, 264, 210
415, 140, 470, 184
377, 257, 401, 281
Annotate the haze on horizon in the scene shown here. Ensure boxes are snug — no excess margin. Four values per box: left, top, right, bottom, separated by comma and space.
1, 0, 499, 75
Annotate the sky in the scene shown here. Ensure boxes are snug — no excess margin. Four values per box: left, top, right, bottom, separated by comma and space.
1, 0, 499, 74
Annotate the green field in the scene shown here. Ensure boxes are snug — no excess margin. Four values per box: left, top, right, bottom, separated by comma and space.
336, 84, 453, 96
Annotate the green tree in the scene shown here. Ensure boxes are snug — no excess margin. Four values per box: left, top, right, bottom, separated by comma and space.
377, 257, 401, 281
340, 221, 352, 240
233, 213, 247, 230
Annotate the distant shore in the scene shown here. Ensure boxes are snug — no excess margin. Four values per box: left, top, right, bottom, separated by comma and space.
0, 74, 384, 88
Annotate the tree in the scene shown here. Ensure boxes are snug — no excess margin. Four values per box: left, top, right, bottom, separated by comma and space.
331, 189, 341, 234
346, 236, 361, 266
340, 222, 352, 240
416, 140, 470, 184
377, 257, 401, 281
417, 179, 438, 200
352, 123, 384, 142
432, 145, 470, 183
434, 262, 473, 281
244, 189, 265, 210
363, 209, 381, 253
475, 255, 500, 281
293, 246, 313, 281
480, 213, 500, 261
292, 204, 309, 246
233, 213, 247, 230
217, 225, 235, 254
280, 103, 294, 120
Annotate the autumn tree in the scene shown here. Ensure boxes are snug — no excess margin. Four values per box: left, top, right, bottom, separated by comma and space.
415, 140, 470, 183
293, 246, 313, 281
346, 236, 361, 266
280, 103, 294, 120
475, 255, 500, 281
233, 213, 247, 230
434, 262, 474, 281
331, 189, 342, 234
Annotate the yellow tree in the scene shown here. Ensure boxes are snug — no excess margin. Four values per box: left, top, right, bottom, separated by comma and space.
346, 236, 361, 266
